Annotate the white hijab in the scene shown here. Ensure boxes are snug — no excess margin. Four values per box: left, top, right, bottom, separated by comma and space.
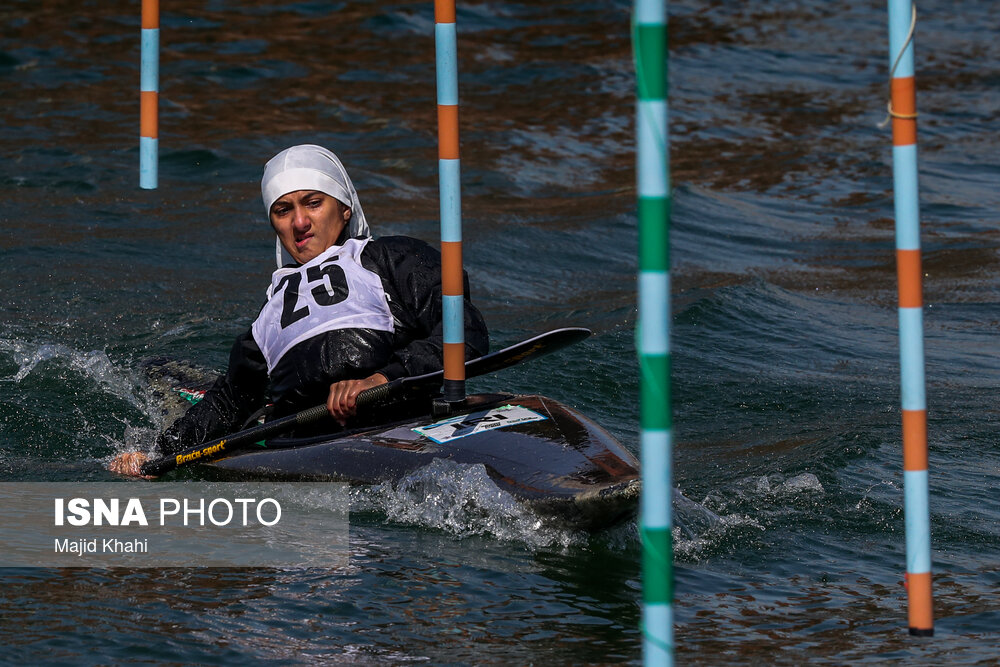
261, 144, 371, 268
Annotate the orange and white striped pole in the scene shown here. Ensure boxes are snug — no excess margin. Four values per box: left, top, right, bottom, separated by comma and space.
886, 0, 933, 637
140, 0, 159, 189
434, 0, 465, 404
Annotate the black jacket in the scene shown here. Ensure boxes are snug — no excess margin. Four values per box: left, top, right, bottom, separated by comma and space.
155, 236, 489, 455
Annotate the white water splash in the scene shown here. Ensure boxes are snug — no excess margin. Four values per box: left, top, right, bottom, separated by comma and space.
352, 459, 585, 549
0, 338, 157, 448
671, 488, 765, 560
780, 472, 824, 494
11, 343, 64, 382
736, 472, 825, 498
3, 339, 144, 411
669, 471, 828, 560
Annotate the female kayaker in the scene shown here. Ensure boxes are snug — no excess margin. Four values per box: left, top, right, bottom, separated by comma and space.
110, 144, 488, 476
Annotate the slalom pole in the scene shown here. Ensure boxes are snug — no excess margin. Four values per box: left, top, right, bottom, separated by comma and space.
140, 0, 159, 189
634, 0, 673, 664
886, 0, 933, 637
434, 0, 466, 404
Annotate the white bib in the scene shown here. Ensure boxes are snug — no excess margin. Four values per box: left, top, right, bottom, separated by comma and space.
251, 238, 395, 372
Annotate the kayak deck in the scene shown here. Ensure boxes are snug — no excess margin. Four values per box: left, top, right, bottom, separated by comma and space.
206, 394, 640, 531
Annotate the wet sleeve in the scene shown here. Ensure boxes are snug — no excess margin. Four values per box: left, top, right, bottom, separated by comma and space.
371, 237, 489, 381
153, 330, 269, 456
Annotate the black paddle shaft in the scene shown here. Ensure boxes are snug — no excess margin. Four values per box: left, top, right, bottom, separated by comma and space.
137, 327, 590, 477
139, 404, 330, 477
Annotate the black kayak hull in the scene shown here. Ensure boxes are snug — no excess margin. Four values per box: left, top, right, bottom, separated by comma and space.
204, 394, 640, 531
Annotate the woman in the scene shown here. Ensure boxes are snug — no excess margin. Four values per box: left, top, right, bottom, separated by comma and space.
111, 144, 489, 476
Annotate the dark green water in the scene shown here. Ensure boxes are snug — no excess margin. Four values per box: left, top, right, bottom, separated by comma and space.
1, 0, 997, 663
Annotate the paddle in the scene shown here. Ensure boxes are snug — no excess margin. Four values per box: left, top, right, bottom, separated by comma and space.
138, 327, 590, 477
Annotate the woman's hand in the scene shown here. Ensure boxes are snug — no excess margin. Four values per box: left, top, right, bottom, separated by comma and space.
108, 451, 156, 478
327, 373, 388, 424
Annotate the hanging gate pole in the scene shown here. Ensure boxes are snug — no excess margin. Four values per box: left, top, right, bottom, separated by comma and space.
635, 0, 673, 664
435, 0, 466, 404
886, 0, 933, 637
140, 0, 159, 189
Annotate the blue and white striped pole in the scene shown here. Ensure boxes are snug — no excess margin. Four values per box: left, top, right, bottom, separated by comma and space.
886, 0, 933, 636
140, 0, 159, 189
635, 0, 673, 664
435, 0, 465, 404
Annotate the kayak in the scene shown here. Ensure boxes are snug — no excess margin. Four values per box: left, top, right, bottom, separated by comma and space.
142, 354, 640, 531
209, 393, 639, 531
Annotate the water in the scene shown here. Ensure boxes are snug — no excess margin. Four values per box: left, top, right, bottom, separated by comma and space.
1, 0, 997, 663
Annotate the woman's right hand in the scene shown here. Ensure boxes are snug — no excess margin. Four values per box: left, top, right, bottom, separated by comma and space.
327, 373, 388, 425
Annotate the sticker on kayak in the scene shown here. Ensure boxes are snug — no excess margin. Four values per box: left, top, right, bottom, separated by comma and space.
413, 405, 547, 444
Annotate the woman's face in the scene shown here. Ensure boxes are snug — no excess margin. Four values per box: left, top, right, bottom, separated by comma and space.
269, 190, 351, 264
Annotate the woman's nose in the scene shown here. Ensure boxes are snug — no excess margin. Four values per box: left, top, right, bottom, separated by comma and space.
292, 205, 310, 228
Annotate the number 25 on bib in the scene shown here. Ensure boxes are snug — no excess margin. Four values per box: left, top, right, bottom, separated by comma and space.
251, 238, 394, 372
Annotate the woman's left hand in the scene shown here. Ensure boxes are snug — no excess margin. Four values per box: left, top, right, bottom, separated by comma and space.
108, 451, 156, 478
327, 373, 388, 424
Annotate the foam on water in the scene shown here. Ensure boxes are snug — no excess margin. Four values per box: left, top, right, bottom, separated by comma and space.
1, 338, 144, 412
0, 337, 173, 472
351, 458, 587, 549
350, 458, 814, 558
668, 473, 829, 561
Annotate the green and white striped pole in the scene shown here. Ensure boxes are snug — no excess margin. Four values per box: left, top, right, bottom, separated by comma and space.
635, 1, 672, 665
